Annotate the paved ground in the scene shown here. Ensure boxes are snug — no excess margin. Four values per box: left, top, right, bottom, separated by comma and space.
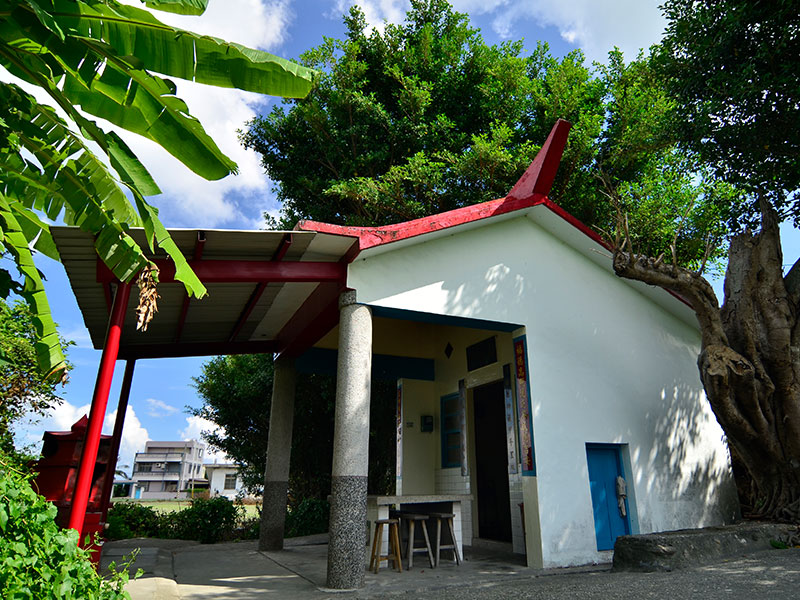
101, 537, 800, 600
421, 550, 800, 599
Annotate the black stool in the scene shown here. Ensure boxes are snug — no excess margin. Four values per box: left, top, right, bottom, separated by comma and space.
429, 512, 461, 566
400, 513, 434, 569
369, 518, 403, 573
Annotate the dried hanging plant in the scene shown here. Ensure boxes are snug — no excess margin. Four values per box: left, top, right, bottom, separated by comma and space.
136, 265, 160, 331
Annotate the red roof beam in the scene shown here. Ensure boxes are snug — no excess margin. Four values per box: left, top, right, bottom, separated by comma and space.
119, 340, 280, 360
271, 233, 293, 262
175, 231, 206, 343
227, 234, 295, 343
274, 281, 344, 358
228, 282, 268, 342
97, 258, 346, 284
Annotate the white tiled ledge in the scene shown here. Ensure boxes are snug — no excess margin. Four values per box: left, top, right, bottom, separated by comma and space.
369, 494, 473, 505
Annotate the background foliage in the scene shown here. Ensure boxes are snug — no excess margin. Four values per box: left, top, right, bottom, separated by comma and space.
658, 0, 800, 219
0, 297, 71, 453
190, 353, 397, 502
107, 497, 245, 544
105, 496, 330, 542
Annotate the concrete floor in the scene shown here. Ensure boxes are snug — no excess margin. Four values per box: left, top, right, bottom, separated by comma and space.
101, 536, 575, 599
101, 536, 800, 600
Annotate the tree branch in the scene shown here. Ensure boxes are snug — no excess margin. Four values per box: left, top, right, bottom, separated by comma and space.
612, 249, 727, 348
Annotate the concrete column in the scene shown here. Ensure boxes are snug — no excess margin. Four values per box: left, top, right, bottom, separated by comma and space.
258, 354, 297, 551
326, 291, 372, 590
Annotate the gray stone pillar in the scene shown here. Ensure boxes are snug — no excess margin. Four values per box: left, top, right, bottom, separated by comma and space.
258, 354, 297, 551
326, 291, 372, 589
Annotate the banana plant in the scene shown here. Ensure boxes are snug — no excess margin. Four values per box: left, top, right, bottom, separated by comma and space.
0, 0, 317, 380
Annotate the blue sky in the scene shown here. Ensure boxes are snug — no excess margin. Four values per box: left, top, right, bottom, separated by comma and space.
8, 1, 798, 470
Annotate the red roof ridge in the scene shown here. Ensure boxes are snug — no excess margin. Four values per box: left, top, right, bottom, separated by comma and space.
297, 119, 591, 252
298, 193, 552, 250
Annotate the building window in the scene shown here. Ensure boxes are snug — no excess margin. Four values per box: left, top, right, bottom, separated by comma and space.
224, 474, 237, 490
164, 481, 178, 493
136, 463, 152, 473
441, 393, 461, 468
466, 336, 497, 371
140, 482, 150, 492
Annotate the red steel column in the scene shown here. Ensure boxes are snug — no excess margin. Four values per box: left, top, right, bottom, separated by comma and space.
68, 282, 131, 534
99, 359, 136, 522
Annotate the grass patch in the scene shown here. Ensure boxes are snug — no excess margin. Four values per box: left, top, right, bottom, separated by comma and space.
112, 499, 259, 518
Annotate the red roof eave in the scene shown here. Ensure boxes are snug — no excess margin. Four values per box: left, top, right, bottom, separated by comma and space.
297, 194, 610, 254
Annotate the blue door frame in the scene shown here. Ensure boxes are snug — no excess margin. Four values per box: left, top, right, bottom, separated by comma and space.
586, 444, 631, 551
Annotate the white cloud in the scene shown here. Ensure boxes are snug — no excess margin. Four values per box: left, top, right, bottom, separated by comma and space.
13, 401, 149, 477
13, 400, 92, 452
333, 0, 409, 32
144, 397, 179, 418
450, 0, 508, 13
59, 326, 93, 350
118, 85, 270, 229
180, 415, 230, 463
37, 401, 91, 438
330, 1, 664, 64
482, 0, 666, 63
104, 406, 150, 476
133, 0, 293, 50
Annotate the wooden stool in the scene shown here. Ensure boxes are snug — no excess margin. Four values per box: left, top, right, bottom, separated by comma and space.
400, 513, 434, 569
430, 512, 461, 566
369, 518, 403, 574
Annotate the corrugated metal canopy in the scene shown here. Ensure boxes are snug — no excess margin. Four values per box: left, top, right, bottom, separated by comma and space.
51, 227, 357, 359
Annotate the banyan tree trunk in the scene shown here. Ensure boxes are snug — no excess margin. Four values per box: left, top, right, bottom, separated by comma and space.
613, 200, 800, 522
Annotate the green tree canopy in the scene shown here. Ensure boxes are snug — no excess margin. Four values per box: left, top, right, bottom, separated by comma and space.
658, 0, 800, 218
190, 353, 396, 500
242, 0, 732, 271
0, 297, 70, 453
242, 0, 608, 228
190, 354, 341, 499
0, 0, 316, 379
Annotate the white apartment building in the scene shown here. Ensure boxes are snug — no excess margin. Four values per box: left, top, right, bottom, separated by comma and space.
130, 440, 206, 500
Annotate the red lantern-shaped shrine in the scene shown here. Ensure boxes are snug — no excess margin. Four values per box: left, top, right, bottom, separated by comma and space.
32, 416, 112, 562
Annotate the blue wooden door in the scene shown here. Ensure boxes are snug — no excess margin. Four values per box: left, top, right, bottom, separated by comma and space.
586, 444, 630, 551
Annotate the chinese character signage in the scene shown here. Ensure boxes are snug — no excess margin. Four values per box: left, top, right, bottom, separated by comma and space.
503, 364, 518, 474
396, 380, 403, 494
458, 379, 469, 477
514, 336, 536, 476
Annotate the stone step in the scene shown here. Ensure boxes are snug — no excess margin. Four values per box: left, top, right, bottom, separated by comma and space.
612, 522, 795, 572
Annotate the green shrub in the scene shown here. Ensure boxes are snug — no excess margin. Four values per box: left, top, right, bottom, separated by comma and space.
234, 515, 261, 540
164, 497, 241, 544
104, 498, 245, 543
106, 502, 160, 540
285, 497, 329, 538
0, 453, 135, 599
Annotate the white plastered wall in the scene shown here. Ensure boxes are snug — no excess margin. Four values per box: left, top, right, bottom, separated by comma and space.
398, 379, 437, 494
347, 214, 739, 567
